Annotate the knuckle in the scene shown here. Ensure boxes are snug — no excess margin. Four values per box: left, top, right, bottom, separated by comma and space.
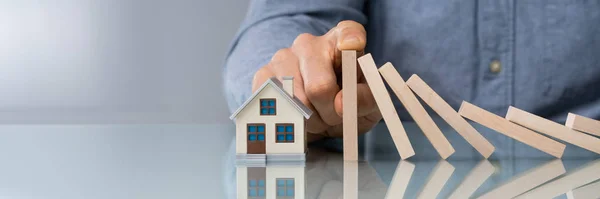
293, 33, 316, 46
252, 66, 271, 87
337, 20, 365, 30
271, 48, 293, 62
305, 77, 338, 99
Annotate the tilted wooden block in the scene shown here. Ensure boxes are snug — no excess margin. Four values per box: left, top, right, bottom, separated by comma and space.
458, 101, 566, 158
379, 64, 454, 159
566, 113, 600, 137
357, 54, 415, 160
478, 159, 566, 199
416, 160, 455, 199
342, 50, 358, 161
406, 74, 495, 158
506, 106, 600, 155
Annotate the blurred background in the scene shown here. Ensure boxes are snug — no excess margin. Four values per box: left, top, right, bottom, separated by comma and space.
0, 0, 249, 124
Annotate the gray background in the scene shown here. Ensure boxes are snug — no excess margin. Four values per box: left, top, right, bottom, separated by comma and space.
0, 0, 249, 124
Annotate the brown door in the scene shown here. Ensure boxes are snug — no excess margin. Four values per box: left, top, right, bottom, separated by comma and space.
247, 167, 266, 198
247, 124, 266, 154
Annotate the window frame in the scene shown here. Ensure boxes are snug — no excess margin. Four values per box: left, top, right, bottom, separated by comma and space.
275, 123, 295, 143
248, 179, 266, 198
259, 98, 277, 116
276, 178, 295, 198
247, 123, 266, 142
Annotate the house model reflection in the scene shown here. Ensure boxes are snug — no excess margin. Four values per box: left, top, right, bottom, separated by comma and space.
236, 163, 305, 199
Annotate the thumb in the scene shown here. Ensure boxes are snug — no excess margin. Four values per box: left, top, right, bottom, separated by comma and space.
330, 20, 367, 51
321, 20, 367, 69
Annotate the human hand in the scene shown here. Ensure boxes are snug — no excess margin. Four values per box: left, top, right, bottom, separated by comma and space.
252, 20, 382, 142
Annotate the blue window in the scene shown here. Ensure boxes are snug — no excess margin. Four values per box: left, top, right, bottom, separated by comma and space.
260, 99, 276, 115
258, 180, 265, 187
249, 180, 256, 187
249, 189, 257, 196
258, 188, 265, 196
276, 178, 295, 198
275, 124, 295, 143
247, 124, 265, 142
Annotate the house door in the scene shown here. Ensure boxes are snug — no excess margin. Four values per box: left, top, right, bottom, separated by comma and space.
247, 124, 266, 154
247, 167, 266, 198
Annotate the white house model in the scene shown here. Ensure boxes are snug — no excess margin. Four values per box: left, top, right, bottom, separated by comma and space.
230, 77, 312, 162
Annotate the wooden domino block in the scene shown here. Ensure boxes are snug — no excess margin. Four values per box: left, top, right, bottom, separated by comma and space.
379, 64, 455, 159
479, 159, 566, 199
515, 159, 600, 199
458, 101, 566, 158
385, 161, 415, 199
357, 54, 415, 159
566, 113, 600, 137
406, 74, 495, 158
506, 106, 600, 155
342, 50, 358, 161
448, 160, 495, 199
416, 160, 455, 199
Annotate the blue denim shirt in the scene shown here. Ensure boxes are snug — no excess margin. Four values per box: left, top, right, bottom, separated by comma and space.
223, 1, 600, 158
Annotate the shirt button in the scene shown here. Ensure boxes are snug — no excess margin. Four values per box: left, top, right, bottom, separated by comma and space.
489, 60, 502, 74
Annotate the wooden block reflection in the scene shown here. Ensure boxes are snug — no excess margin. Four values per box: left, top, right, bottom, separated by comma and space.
516, 159, 600, 199
477, 159, 565, 199
448, 160, 495, 199
385, 160, 416, 199
417, 160, 455, 199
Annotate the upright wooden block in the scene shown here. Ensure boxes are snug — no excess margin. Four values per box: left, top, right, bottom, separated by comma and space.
379, 64, 455, 159
416, 160, 455, 199
385, 161, 415, 199
357, 54, 415, 159
406, 74, 495, 158
515, 159, 600, 199
458, 101, 566, 158
478, 159, 566, 199
448, 160, 495, 199
342, 50, 358, 161
506, 106, 600, 155
566, 113, 600, 137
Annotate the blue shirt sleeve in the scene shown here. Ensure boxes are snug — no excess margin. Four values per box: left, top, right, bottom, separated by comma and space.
223, 0, 367, 113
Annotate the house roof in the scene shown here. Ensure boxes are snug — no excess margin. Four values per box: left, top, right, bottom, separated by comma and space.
229, 77, 313, 120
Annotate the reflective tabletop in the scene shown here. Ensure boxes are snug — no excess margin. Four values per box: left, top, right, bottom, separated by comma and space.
0, 122, 598, 199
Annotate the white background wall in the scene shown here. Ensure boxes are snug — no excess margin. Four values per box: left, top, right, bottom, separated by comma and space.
0, 0, 249, 124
